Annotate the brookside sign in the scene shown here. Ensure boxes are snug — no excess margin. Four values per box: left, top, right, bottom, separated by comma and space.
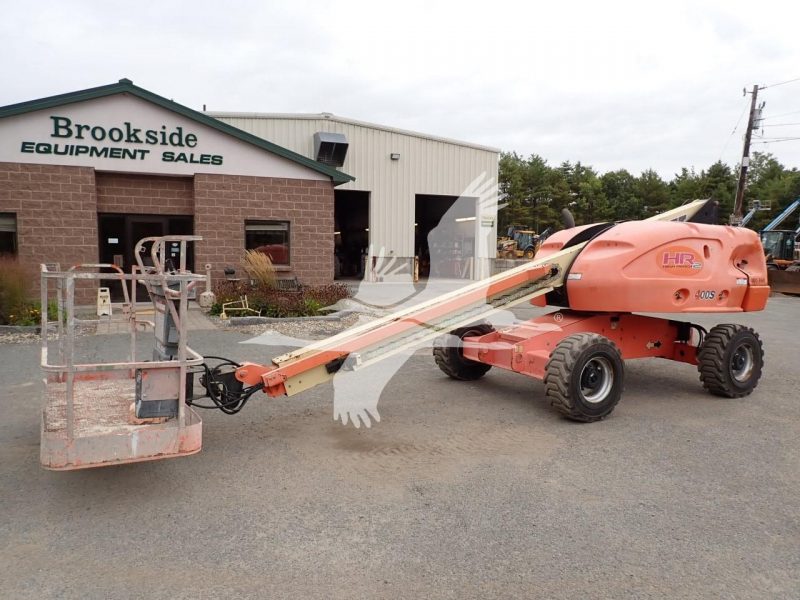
0, 92, 327, 179
19, 116, 224, 165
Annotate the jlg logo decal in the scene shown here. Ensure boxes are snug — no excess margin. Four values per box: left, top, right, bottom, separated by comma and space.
657, 246, 703, 276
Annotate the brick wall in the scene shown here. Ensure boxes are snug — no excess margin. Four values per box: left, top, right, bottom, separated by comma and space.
96, 173, 193, 215
0, 162, 98, 303
194, 174, 334, 286
0, 163, 334, 306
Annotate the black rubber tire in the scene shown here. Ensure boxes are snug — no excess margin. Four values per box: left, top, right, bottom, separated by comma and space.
523, 248, 535, 259
544, 333, 624, 422
433, 324, 494, 381
697, 324, 764, 398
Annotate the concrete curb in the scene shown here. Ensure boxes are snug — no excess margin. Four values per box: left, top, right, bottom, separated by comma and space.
224, 309, 357, 326
0, 323, 69, 334
0, 324, 41, 334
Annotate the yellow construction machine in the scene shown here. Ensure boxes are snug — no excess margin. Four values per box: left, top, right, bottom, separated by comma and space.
497, 227, 550, 259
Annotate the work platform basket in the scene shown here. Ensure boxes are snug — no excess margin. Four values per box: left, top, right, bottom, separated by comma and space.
39, 236, 207, 470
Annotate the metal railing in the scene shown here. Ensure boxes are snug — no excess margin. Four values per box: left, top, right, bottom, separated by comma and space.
40, 236, 206, 448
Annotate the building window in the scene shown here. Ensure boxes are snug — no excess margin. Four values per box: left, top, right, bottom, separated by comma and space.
0, 213, 17, 255
245, 221, 290, 265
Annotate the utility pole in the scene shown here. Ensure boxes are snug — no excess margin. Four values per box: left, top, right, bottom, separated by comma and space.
731, 84, 760, 225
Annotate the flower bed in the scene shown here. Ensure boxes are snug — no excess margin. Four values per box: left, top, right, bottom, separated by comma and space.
0, 255, 60, 326
210, 280, 351, 318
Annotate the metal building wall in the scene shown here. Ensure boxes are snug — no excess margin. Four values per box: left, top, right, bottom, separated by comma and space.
210, 113, 499, 277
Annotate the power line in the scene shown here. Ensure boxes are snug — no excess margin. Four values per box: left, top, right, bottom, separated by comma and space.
763, 109, 800, 120
763, 122, 800, 127
718, 96, 750, 160
755, 134, 800, 140
752, 137, 800, 144
760, 76, 800, 90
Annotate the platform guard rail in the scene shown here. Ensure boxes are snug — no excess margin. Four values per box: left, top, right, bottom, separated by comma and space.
39, 236, 206, 470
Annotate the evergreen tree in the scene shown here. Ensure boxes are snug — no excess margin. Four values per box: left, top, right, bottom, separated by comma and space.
498, 149, 799, 230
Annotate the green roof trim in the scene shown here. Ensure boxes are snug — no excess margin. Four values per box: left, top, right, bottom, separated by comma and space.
0, 78, 355, 185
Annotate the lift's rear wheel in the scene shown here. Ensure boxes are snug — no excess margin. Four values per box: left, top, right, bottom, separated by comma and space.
698, 325, 764, 398
523, 248, 536, 259
545, 333, 624, 422
433, 324, 494, 381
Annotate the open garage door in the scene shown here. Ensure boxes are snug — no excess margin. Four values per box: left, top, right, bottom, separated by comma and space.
334, 190, 370, 280
415, 194, 476, 279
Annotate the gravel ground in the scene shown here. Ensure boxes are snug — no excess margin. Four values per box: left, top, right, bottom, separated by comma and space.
0, 331, 42, 344
222, 311, 369, 340
0, 306, 368, 344
1, 297, 799, 599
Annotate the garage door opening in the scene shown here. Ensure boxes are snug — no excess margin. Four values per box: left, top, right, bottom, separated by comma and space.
415, 194, 475, 279
334, 190, 369, 279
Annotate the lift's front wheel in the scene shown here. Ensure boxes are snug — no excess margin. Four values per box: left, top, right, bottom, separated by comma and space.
433, 324, 494, 381
544, 333, 624, 422
698, 324, 764, 398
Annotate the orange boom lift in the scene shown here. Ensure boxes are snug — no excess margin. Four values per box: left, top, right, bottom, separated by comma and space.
233, 199, 768, 422
39, 199, 769, 469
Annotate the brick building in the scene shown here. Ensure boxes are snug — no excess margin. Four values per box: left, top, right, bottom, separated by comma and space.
0, 79, 352, 302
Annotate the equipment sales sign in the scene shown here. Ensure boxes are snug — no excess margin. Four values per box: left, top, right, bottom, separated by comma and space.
20, 115, 224, 166
0, 93, 327, 179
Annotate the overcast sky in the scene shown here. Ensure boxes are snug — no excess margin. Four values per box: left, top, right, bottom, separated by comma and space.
2, 0, 800, 178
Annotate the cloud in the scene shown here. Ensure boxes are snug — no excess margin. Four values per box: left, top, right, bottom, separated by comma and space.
2, 0, 800, 176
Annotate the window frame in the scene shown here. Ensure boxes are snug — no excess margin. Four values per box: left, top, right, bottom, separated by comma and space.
244, 220, 291, 266
0, 212, 18, 255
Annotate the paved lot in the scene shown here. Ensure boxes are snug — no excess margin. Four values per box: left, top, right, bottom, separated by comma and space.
1, 297, 798, 599
86, 303, 218, 335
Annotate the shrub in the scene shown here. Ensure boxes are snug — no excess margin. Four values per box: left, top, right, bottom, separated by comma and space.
210, 279, 351, 318
299, 283, 352, 308
0, 257, 60, 326
0, 256, 32, 325
240, 250, 276, 289
3, 302, 59, 326
213, 280, 250, 306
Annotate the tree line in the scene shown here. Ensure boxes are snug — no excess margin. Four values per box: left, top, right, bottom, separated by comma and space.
497, 151, 800, 233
